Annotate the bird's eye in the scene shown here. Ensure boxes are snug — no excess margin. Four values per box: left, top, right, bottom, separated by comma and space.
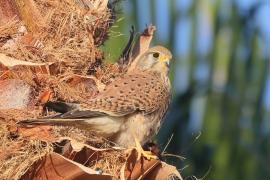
153, 53, 160, 58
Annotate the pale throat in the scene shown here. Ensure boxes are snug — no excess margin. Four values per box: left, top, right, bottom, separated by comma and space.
152, 68, 171, 88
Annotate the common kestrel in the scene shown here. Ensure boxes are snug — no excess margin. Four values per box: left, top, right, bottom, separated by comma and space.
20, 45, 172, 159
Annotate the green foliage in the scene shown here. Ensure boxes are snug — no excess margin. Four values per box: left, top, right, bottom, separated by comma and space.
105, 0, 270, 179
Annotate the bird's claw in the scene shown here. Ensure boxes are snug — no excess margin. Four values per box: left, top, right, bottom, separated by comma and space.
134, 137, 158, 161
136, 149, 158, 161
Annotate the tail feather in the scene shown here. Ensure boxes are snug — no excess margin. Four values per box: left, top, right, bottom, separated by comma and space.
18, 109, 108, 126
18, 116, 123, 136
18, 118, 87, 126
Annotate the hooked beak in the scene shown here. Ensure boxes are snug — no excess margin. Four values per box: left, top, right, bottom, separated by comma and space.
165, 60, 170, 68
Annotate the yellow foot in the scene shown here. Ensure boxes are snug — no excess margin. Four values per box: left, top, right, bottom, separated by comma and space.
134, 137, 158, 161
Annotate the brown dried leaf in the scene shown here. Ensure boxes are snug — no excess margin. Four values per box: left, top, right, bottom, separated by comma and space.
121, 148, 183, 180
132, 25, 156, 57
121, 149, 161, 180
57, 140, 126, 178
127, 25, 156, 72
0, 53, 46, 67
0, 53, 60, 75
21, 152, 113, 180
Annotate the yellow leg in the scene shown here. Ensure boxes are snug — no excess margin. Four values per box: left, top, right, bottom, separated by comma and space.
134, 137, 158, 161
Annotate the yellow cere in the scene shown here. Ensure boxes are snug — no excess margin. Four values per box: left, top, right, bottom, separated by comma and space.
159, 54, 169, 62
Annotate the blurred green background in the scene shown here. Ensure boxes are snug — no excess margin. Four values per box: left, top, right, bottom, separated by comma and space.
103, 0, 270, 179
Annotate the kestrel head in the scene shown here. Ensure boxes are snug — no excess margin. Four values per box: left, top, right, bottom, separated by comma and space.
135, 45, 172, 75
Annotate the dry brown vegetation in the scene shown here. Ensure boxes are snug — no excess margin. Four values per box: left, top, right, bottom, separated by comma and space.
0, 0, 182, 179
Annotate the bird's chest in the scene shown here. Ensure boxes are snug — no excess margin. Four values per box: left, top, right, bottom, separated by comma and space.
132, 114, 161, 141
114, 112, 163, 147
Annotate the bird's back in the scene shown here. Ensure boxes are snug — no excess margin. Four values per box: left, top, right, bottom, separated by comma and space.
85, 71, 171, 117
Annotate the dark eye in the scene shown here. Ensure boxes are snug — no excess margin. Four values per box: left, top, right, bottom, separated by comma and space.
153, 53, 160, 58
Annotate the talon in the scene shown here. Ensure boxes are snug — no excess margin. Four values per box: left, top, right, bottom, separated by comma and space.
140, 150, 158, 160
134, 137, 158, 161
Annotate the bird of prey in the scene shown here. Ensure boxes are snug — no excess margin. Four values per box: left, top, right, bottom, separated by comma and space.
19, 45, 172, 159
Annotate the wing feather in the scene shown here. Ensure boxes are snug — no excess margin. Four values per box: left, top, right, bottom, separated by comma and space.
84, 71, 170, 116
